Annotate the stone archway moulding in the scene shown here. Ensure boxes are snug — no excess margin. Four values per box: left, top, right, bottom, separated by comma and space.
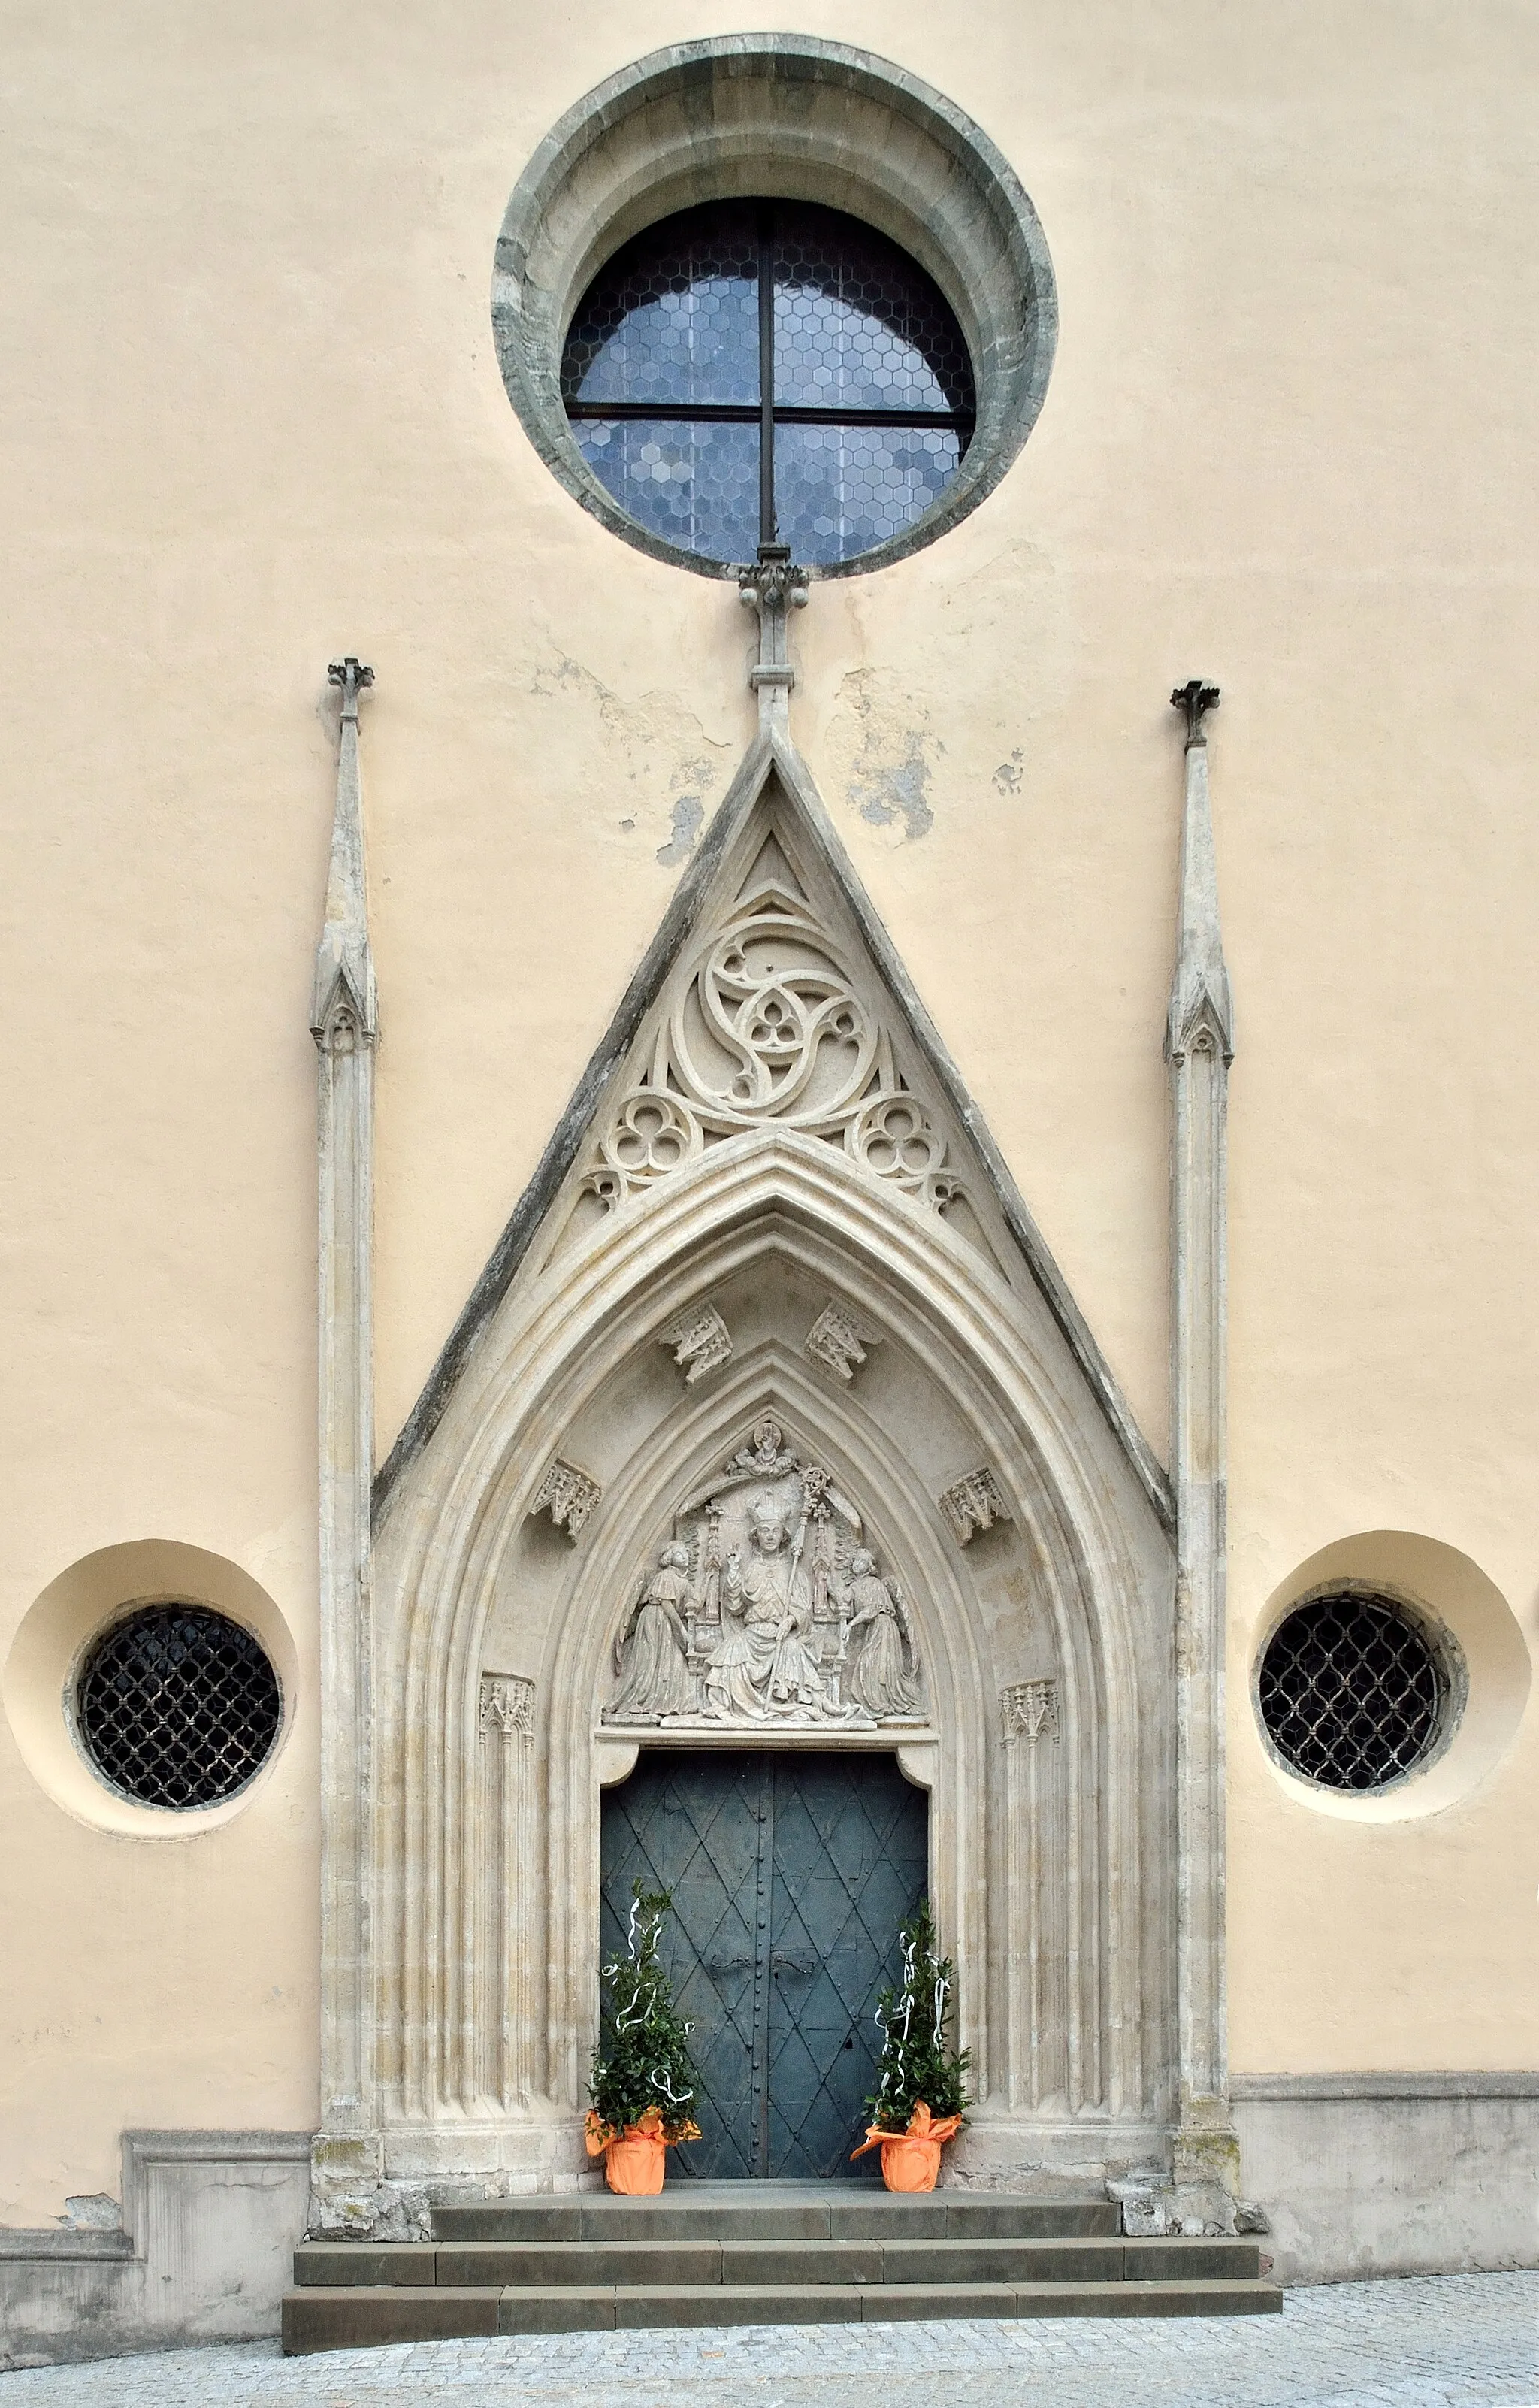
306, 637, 1235, 2231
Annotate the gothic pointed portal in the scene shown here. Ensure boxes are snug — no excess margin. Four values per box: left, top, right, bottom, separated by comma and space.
357, 710, 1183, 2209
374, 726, 1169, 1536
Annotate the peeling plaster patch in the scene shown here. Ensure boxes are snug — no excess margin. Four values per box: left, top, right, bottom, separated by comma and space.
994, 749, 1025, 794
525, 637, 728, 842
657, 795, 704, 867
827, 668, 942, 841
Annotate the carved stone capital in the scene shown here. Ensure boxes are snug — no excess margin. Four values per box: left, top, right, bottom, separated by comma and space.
528, 1458, 600, 1541
1001, 1678, 1059, 1743
939, 1465, 1011, 1546
739, 543, 809, 728
658, 1303, 733, 1385
1170, 678, 1220, 747
479, 1673, 534, 1737
804, 1303, 881, 1384
738, 544, 810, 620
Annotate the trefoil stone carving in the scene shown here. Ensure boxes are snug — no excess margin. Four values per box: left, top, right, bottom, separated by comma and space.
657, 1303, 733, 1385
571, 839, 980, 1245
479, 1674, 535, 1736
1001, 1680, 1059, 1744
528, 1458, 601, 1541
603, 1417, 927, 1732
804, 1302, 881, 1384
939, 1466, 1011, 1546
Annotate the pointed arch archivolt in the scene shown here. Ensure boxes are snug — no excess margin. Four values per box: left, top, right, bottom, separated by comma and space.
370, 1133, 1174, 2179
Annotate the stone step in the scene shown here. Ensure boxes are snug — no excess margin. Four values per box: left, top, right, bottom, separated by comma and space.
429, 2192, 1123, 2243
283, 2276, 1284, 2353
294, 2234, 1261, 2291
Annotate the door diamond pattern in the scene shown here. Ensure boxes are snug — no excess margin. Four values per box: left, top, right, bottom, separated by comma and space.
600, 1750, 928, 2177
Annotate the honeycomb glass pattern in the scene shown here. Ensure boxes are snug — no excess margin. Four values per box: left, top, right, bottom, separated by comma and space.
77, 1605, 281, 1809
776, 422, 964, 567
561, 201, 975, 567
562, 205, 760, 410
1258, 1593, 1447, 1792
573, 419, 759, 561
772, 207, 972, 415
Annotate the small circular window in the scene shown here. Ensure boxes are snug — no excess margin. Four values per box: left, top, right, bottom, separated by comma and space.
560, 201, 975, 570
1257, 1591, 1452, 1793
76, 1605, 282, 1810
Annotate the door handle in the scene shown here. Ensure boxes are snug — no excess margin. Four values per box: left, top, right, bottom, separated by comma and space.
706, 1952, 753, 1974
771, 1953, 817, 1977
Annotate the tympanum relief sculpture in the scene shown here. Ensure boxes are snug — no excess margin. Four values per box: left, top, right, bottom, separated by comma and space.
603, 1417, 927, 1729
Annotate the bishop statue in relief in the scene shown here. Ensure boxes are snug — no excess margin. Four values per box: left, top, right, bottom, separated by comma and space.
703, 1494, 849, 1721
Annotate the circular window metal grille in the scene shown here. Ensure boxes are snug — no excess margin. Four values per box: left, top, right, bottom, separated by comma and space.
1258, 1592, 1447, 1792
76, 1605, 281, 1809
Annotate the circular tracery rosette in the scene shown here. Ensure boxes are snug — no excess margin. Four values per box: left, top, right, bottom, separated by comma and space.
848, 1093, 948, 1190
670, 910, 878, 1133
596, 1090, 704, 1193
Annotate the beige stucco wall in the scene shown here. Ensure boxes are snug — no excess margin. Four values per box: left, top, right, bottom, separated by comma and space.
2, 0, 1536, 2223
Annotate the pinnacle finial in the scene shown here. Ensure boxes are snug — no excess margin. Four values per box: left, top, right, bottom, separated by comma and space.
328, 657, 376, 721
1171, 679, 1220, 747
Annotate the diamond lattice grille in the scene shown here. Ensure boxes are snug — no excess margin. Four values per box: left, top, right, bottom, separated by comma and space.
600, 1750, 927, 2177
77, 1605, 281, 1809
1258, 1593, 1447, 1792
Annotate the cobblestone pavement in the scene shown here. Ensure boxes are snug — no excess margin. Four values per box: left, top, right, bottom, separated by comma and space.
5, 2273, 1537, 2407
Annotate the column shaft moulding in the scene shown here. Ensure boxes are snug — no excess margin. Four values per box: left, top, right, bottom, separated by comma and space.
310, 658, 382, 2210
1165, 682, 1240, 2205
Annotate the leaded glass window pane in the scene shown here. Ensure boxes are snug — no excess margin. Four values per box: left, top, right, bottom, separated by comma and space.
564, 206, 760, 409
574, 419, 760, 561
561, 201, 975, 568
772, 215, 971, 415
776, 422, 965, 567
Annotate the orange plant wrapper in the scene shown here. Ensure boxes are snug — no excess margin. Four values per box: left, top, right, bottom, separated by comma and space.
603, 2128, 667, 2193
850, 2100, 963, 2193
586, 2104, 702, 2191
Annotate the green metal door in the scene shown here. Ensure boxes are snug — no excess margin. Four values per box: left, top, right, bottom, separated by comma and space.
598, 1749, 929, 2177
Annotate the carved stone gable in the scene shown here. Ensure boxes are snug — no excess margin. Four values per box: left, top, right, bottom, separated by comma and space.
603, 1417, 927, 1732
563, 798, 996, 1263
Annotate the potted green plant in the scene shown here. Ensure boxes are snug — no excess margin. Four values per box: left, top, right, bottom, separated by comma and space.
586, 1886, 701, 2192
851, 1898, 971, 2192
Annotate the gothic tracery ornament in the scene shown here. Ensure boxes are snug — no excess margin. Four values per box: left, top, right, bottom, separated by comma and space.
571, 842, 978, 1238
804, 1302, 881, 1384
479, 1674, 535, 1736
1001, 1679, 1059, 1744
528, 1458, 601, 1541
657, 1302, 734, 1385
939, 1466, 1011, 1546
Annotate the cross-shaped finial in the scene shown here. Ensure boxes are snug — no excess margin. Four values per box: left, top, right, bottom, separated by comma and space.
1171, 679, 1220, 746
328, 656, 376, 721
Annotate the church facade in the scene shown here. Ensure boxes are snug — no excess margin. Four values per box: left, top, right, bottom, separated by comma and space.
2, 7, 1536, 2365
